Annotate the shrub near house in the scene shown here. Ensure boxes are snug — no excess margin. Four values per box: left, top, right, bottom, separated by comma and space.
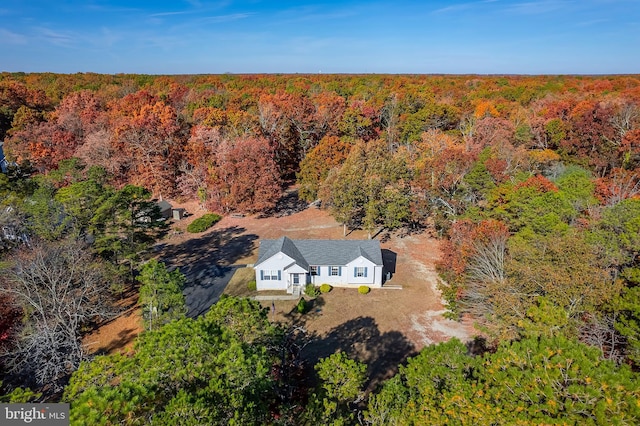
187, 213, 222, 233
305, 283, 319, 297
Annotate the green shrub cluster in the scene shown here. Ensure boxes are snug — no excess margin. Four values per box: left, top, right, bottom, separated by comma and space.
186, 213, 222, 233
247, 280, 256, 291
297, 298, 307, 314
358, 286, 370, 295
320, 284, 332, 293
305, 283, 319, 297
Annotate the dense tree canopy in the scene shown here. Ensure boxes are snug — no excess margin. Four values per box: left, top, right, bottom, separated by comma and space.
64, 297, 281, 425
137, 259, 186, 331
367, 336, 640, 425
2, 72, 638, 218
321, 139, 412, 235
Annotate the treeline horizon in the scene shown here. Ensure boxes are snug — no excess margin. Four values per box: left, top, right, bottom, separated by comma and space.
6, 71, 640, 76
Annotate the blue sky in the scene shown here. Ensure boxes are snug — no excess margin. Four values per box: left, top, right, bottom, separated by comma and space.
0, 0, 638, 74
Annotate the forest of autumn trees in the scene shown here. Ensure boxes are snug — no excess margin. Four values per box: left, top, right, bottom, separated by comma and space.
1, 72, 640, 423
2, 73, 639, 220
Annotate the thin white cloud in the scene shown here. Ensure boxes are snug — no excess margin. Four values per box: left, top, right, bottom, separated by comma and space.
574, 18, 608, 27
34, 27, 76, 47
432, 0, 571, 16
150, 10, 194, 17
431, 1, 493, 14
271, 4, 361, 27
151, 0, 232, 17
94, 27, 124, 48
0, 28, 28, 44
197, 13, 253, 24
288, 10, 356, 23
504, 0, 571, 15
590, 0, 639, 3
83, 3, 141, 14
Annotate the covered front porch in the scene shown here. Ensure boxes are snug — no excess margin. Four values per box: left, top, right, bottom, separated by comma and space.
284, 263, 308, 296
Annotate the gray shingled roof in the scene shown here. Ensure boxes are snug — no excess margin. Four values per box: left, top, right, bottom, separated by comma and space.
257, 236, 309, 269
256, 236, 383, 267
156, 200, 172, 212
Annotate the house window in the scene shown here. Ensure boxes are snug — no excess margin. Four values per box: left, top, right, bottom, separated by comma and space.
355, 267, 366, 277
263, 270, 278, 280
293, 274, 300, 284
309, 266, 319, 275
330, 266, 340, 276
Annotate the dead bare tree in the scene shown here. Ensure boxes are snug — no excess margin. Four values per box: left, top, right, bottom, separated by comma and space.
580, 313, 626, 364
459, 114, 476, 152
0, 205, 29, 251
0, 239, 116, 391
610, 102, 639, 144
457, 225, 530, 337
601, 169, 640, 206
467, 235, 507, 284
381, 93, 400, 151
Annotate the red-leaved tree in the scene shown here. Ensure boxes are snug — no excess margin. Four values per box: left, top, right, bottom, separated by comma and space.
208, 135, 282, 213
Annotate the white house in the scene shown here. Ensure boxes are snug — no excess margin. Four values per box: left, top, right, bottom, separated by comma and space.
0, 141, 7, 173
254, 236, 384, 295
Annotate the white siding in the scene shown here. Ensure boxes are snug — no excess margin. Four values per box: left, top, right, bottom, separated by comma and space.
345, 256, 381, 287
309, 265, 348, 285
308, 257, 382, 288
255, 253, 294, 291
372, 265, 383, 287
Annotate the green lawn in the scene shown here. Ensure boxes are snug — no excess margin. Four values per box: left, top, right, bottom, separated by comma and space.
224, 267, 294, 299
223, 267, 258, 298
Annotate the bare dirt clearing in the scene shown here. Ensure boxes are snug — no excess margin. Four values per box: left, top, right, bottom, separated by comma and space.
83, 291, 142, 355
88, 196, 473, 386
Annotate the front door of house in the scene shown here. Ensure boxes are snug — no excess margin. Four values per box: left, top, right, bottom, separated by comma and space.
291, 274, 301, 296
